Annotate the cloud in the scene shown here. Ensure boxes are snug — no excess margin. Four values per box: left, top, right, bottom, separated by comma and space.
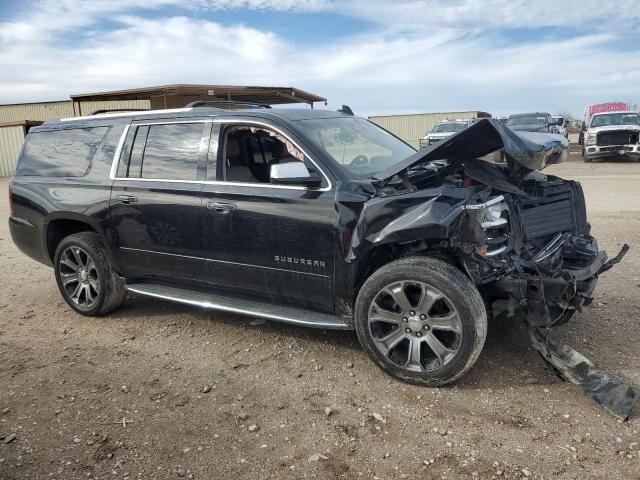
0, 0, 639, 117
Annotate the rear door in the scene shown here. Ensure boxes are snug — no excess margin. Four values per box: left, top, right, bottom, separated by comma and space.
109, 118, 213, 282
201, 118, 337, 312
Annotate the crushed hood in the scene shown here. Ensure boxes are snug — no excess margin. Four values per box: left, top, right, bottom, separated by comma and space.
374, 118, 569, 181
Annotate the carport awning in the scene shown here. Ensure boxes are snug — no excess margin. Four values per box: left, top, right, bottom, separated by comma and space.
70, 84, 327, 107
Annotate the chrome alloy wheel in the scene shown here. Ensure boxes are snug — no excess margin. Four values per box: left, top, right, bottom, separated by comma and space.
58, 246, 100, 309
367, 281, 463, 373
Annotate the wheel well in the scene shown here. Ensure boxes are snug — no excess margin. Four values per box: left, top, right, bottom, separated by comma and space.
353, 242, 463, 297
46, 219, 96, 261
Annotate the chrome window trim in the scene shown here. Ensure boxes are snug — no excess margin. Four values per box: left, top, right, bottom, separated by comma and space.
110, 119, 211, 182
109, 118, 333, 192
62, 107, 194, 122
109, 124, 131, 179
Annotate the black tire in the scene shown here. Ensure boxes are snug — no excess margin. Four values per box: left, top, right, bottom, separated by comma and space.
582, 148, 592, 162
354, 256, 487, 386
54, 232, 126, 316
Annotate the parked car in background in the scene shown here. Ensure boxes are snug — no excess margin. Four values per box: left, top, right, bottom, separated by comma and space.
581, 111, 640, 162
579, 102, 633, 145
505, 112, 554, 133
551, 115, 568, 137
419, 119, 474, 149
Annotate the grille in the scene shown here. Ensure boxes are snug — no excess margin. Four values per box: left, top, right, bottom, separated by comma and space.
597, 130, 638, 146
520, 199, 575, 239
517, 180, 587, 241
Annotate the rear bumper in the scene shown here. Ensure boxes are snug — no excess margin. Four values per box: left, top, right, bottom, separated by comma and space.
9, 216, 51, 266
584, 144, 640, 159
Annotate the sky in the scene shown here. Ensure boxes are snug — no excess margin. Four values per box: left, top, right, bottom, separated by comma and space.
1, 0, 639, 117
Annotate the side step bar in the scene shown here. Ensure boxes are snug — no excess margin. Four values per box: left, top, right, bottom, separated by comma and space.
126, 283, 352, 330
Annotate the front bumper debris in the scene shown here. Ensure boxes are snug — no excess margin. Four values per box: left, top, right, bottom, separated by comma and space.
529, 323, 638, 420
483, 239, 635, 419
526, 243, 636, 420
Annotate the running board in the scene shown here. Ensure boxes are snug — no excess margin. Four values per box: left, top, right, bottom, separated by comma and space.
126, 283, 351, 330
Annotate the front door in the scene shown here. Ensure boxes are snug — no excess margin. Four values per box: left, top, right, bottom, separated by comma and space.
201, 120, 337, 312
109, 119, 212, 282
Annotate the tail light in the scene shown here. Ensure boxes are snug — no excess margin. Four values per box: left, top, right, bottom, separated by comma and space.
8, 176, 14, 216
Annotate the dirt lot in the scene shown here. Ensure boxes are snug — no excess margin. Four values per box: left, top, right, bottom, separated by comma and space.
1, 152, 639, 480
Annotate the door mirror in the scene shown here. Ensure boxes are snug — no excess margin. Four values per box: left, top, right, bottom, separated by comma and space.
270, 162, 322, 187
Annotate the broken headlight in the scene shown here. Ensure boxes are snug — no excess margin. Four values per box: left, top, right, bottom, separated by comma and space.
466, 195, 510, 256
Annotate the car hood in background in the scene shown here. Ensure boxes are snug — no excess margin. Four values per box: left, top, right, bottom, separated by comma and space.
374, 118, 569, 181
507, 123, 547, 132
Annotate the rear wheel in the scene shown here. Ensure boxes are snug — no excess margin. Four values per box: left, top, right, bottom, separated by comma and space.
354, 257, 487, 386
54, 232, 126, 316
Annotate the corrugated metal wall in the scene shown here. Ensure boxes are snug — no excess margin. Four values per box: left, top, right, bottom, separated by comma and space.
0, 99, 152, 123
369, 111, 485, 149
0, 125, 26, 177
0, 101, 74, 122
75, 99, 151, 116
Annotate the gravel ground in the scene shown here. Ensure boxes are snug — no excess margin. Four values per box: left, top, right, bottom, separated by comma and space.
1, 152, 639, 479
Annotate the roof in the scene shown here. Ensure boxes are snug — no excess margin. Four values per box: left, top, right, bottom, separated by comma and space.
509, 112, 550, 116
50, 106, 352, 125
69, 84, 326, 106
591, 110, 638, 115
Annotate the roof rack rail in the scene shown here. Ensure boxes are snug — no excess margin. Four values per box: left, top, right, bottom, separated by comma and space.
185, 100, 272, 109
90, 108, 150, 115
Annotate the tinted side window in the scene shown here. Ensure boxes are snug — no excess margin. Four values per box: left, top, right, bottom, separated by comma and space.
138, 123, 202, 180
16, 127, 109, 177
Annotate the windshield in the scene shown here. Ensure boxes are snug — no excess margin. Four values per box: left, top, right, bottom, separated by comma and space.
590, 113, 640, 127
507, 115, 548, 126
295, 117, 416, 177
430, 122, 467, 133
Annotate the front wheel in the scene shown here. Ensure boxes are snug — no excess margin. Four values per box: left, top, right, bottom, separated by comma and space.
354, 257, 487, 386
54, 232, 126, 316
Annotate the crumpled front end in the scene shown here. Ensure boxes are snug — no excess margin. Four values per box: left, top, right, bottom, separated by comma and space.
354, 119, 637, 419
451, 166, 636, 419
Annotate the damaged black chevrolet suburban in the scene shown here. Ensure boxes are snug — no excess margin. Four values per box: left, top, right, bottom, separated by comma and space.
9, 104, 636, 418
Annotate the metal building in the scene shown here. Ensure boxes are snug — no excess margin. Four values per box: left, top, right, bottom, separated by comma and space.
69, 84, 326, 113
369, 111, 492, 149
0, 101, 73, 123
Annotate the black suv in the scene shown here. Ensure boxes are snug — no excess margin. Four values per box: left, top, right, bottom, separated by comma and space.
8, 104, 624, 389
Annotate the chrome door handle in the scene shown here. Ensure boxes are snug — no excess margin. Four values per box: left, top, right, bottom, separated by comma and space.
207, 202, 236, 214
116, 194, 137, 204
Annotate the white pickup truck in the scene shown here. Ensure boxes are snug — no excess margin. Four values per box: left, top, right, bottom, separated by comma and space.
419, 119, 475, 149
582, 111, 640, 162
